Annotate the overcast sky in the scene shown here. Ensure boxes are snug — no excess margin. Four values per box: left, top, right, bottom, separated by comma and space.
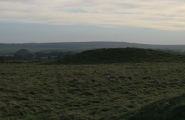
0, 0, 185, 44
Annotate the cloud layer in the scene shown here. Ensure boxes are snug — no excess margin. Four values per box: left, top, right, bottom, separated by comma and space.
0, 0, 185, 30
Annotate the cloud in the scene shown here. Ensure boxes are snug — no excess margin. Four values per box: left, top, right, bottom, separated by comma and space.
0, 0, 185, 30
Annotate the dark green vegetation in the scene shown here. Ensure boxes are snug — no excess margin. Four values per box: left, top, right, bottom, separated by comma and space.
60, 48, 185, 64
1, 62, 185, 120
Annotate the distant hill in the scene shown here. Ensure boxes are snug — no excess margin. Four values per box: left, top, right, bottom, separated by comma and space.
1, 42, 185, 54
14, 49, 31, 56
60, 48, 185, 64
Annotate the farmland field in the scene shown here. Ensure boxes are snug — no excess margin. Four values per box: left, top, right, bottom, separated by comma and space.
1, 62, 185, 119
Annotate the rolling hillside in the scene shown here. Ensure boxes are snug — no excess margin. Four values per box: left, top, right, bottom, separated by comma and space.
60, 48, 185, 64
1, 42, 185, 54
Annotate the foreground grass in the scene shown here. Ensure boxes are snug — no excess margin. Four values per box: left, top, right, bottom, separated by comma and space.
0, 62, 185, 119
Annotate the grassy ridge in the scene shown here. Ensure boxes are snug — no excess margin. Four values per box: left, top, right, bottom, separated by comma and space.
1, 62, 185, 119
60, 48, 185, 64
130, 93, 185, 120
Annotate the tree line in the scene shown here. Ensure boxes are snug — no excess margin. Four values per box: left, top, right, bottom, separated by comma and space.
0, 49, 76, 63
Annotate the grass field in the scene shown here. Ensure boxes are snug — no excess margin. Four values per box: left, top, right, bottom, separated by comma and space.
1, 62, 185, 119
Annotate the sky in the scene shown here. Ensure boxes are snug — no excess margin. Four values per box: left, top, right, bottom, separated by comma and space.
0, 0, 185, 45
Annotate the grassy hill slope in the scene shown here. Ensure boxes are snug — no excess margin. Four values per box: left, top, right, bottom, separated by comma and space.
1, 63, 185, 119
60, 48, 185, 64
129, 93, 185, 120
